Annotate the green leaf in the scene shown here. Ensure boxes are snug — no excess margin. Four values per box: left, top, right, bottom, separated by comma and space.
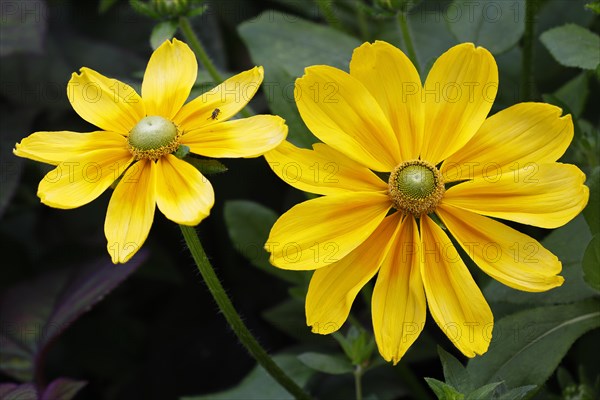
181, 354, 314, 400
466, 300, 600, 388
129, 0, 161, 19
262, 299, 321, 343
332, 326, 376, 366
150, 20, 178, 50
586, 1, 600, 14
424, 378, 464, 399
484, 215, 597, 305
0, 0, 47, 55
447, 0, 525, 54
297, 352, 353, 375
438, 347, 473, 393
98, 0, 119, 13
540, 24, 600, 70
584, 166, 600, 235
184, 157, 228, 175
238, 11, 360, 148
223, 200, 304, 284
494, 385, 537, 400
260, 66, 316, 148
465, 382, 502, 400
582, 235, 600, 292
553, 73, 589, 117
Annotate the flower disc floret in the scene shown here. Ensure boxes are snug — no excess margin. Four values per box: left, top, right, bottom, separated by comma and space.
128, 115, 181, 160
388, 160, 445, 217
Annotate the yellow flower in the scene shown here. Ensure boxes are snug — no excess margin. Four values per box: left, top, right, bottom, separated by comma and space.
14, 39, 287, 264
264, 41, 589, 364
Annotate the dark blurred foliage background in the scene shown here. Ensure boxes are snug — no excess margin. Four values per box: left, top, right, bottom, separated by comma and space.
0, 0, 599, 399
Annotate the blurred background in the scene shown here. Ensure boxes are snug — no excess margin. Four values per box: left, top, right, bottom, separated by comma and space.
1, 0, 598, 399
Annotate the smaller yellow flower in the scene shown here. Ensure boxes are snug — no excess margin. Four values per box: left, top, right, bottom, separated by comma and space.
14, 39, 287, 264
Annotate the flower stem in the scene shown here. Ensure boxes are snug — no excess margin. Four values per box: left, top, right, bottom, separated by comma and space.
179, 16, 222, 83
354, 364, 364, 400
521, 0, 537, 101
397, 11, 420, 73
178, 16, 253, 118
179, 225, 312, 400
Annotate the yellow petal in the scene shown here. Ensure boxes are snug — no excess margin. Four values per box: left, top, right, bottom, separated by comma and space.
14, 131, 123, 165
141, 38, 197, 119
421, 43, 498, 164
105, 159, 156, 264
37, 134, 133, 209
295, 65, 400, 172
180, 115, 287, 158
174, 66, 264, 130
420, 216, 493, 358
307, 213, 401, 335
266, 191, 392, 270
437, 204, 564, 292
264, 141, 387, 196
444, 163, 589, 229
155, 155, 214, 225
67, 68, 144, 134
372, 215, 426, 365
350, 40, 423, 161
441, 103, 574, 182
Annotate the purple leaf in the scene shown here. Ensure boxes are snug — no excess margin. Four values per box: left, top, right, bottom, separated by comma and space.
41, 378, 87, 400
0, 383, 19, 397
0, 334, 34, 382
0, 383, 37, 400
41, 251, 148, 350
0, 251, 147, 382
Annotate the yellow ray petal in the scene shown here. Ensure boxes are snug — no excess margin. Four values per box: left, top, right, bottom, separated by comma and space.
67, 68, 144, 134
421, 43, 498, 164
420, 216, 493, 358
264, 141, 387, 196
37, 135, 133, 209
350, 40, 423, 161
14, 131, 125, 165
307, 213, 402, 335
180, 115, 287, 158
437, 203, 564, 292
155, 155, 214, 225
444, 163, 589, 229
105, 159, 156, 264
295, 65, 400, 172
174, 66, 263, 130
266, 191, 392, 270
141, 39, 198, 119
372, 215, 426, 365
441, 103, 574, 182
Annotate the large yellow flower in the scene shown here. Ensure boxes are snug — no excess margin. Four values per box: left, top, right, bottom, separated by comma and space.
14, 39, 287, 264
264, 41, 589, 363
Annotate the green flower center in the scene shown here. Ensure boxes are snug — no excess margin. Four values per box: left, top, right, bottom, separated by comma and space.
127, 116, 181, 160
388, 160, 445, 217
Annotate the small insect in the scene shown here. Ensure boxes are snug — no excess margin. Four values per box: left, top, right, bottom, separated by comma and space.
208, 108, 221, 120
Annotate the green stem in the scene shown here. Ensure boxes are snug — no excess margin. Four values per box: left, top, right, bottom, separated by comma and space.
521, 0, 537, 101
315, 0, 344, 32
178, 17, 253, 118
354, 364, 364, 400
179, 16, 222, 83
179, 225, 312, 400
397, 12, 420, 73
